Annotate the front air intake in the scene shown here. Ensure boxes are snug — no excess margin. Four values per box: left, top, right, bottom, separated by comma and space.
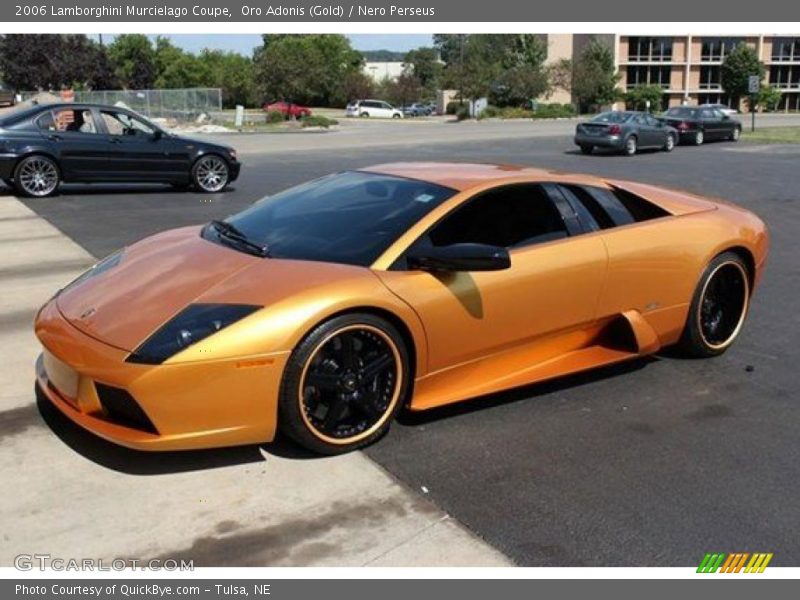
95, 383, 158, 434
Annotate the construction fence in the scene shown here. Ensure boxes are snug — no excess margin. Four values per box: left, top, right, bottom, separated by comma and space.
21, 88, 223, 122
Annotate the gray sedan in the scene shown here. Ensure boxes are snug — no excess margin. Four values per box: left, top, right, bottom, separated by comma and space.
574, 111, 678, 156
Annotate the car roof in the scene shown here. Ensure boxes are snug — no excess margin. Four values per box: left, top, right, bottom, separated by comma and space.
360, 162, 604, 192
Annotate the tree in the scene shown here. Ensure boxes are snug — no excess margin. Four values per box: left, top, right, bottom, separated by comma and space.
383, 71, 422, 106
571, 39, 620, 112
403, 47, 442, 97
199, 50, 256, 108
0, 34, 115, 91
624, 84, 665, 112
721, 43, 766, 108
253, 34, 363, 107
108, 34, 156, 89
342, 70, 374, 103
753, 84, 782, 112
491, 35, 549, 106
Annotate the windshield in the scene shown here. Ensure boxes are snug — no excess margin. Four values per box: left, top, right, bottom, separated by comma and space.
219, 171, 457, 266
591, 112, 632, 123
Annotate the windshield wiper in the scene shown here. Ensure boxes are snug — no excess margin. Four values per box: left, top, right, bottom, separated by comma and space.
209, 220, 270, 257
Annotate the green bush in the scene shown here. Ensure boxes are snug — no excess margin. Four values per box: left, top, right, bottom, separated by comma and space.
300, 115, 339, 128
455, 104, 471, 120
532, 103, 577, 118
446, 101, 465, 115
265, 110, 286, 124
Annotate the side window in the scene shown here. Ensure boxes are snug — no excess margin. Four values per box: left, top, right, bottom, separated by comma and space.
428, 185, 568, 249
700, 108, 715, 119
101, 111, 156, 136
36, 111, 56, 131
43, 109, 98, 134
560, 184, 669, 229
646, 115, 661, 127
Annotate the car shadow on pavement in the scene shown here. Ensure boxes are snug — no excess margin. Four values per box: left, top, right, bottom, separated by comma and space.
396, 356, 657, 427
35, 387, 316, 474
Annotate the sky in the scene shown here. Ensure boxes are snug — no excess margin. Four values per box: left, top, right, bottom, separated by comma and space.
101, 34, 434, 55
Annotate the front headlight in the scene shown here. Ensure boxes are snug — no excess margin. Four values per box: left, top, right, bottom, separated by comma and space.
127, 304, 260, 365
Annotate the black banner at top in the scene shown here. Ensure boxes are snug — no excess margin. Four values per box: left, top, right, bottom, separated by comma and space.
4, 0, 800, 22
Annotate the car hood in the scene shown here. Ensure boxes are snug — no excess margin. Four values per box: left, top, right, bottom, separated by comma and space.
56, 226, 373, 352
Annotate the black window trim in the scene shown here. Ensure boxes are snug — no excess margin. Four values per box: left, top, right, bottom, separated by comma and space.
391, 181, 577, 271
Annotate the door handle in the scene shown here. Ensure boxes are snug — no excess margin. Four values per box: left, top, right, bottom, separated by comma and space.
108, 137, 122, 144
47, 134, 62, 141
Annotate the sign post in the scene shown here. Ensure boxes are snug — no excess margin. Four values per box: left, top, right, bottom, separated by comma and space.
748, 75, 760, 132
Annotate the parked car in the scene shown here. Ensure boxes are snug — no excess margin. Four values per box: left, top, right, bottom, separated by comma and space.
346, 99, 403, 119
700, 103, 739, 117
661, 106, 742, 145
574, 111, 678, 156
0, 81, 16, 107
263, 101, 312, 119
402, 102, 433, 117
0, 103, 240, 197
34, 162, 768, 454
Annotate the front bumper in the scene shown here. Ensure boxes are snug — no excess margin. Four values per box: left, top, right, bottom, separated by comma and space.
34, 299, 289, 451
574, 133, 624, 149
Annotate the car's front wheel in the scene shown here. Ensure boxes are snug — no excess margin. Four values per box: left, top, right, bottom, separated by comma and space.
663, 133, 676, 152
360, 112, 370, 118
191, 154, 229, 193
13, 155, 60, 197
730, 127, 741, 142
279, 313, 410, 455
677, 252, 750, 357
393, 113, 401, 119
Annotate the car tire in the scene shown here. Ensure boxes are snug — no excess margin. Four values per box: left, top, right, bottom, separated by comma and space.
694, 130, 704, 145
624, 135, 638, 156
13, 154, 60, 197
191, 154, 230, 193
676, 251, 750, 358
730, 127, 741, 142
278, 313, 411, 455
579, 145, 594, 155
360, 112, 370, 118
393, 113, 401, 119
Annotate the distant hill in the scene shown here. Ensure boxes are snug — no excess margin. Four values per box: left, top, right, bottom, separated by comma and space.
361, 50, 406, 62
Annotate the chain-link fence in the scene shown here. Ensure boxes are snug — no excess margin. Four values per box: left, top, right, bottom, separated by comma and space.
21, 88, 222, 122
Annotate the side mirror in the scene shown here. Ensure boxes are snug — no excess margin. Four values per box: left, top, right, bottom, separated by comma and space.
721, 114, 730, 120
152, 129, 163, 140
407, 243, 511, 272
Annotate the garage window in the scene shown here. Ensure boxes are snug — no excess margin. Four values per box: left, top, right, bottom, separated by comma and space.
429, 184, 568, 249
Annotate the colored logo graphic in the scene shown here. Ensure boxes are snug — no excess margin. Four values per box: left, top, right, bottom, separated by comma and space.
697, 553, 773, 573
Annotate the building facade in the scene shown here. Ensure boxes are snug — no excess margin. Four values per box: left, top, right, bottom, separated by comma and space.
541, 34, 800, 111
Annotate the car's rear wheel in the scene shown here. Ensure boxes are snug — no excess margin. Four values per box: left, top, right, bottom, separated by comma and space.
360, 112, 370, 118
191, 154, 229, 193
624, 135, 638, 156
730, 127, 741, 142
663, 133, 676, 152
579, 145, 594, 155
13, 155, 60, 197
694, 130, 704, 145
279, 313, 410, 455
677, 252, 750, 357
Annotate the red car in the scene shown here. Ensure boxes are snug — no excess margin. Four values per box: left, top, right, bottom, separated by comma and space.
263, 101, 312, 118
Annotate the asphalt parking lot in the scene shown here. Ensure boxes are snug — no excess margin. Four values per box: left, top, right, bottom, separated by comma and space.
7, 123, 800, 566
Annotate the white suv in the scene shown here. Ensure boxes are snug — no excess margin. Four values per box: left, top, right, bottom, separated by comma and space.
346, 99, 403, 119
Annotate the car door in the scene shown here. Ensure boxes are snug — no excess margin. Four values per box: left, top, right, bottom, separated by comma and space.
97, 109, 189, 181
376, 183, 608, 374
645, 114, 670, 146
379, 102, 395, 118
36, 107, 108, 180
633, 114, 661, 147
699, 107, 724, 140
